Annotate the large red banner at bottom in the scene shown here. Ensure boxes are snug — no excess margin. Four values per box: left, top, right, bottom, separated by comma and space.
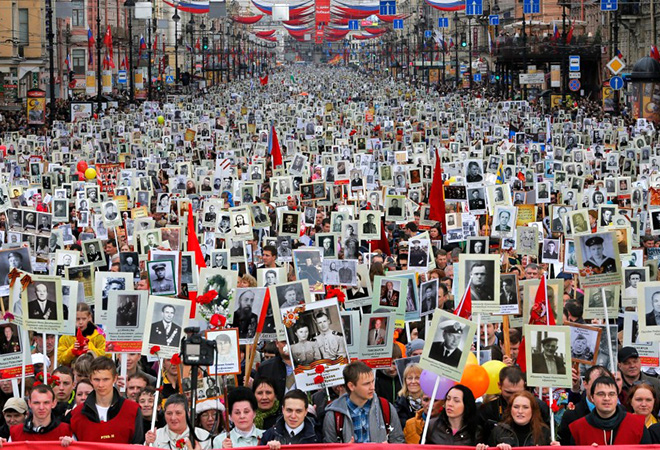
6, 442, 660, 450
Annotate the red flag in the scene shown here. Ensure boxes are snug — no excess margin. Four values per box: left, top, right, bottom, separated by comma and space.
368, 221, 391, 256
256, 289, 271, 333
453, 279, 472, 319
153, 33, 158, 52
428, 149, 447, 233
195, 38, 201, 50
269, 124, 283, 168
260, 74, 269, 86
187, 203, 206, 271
565, 24, 574, 44
652, 46, 660, 62
104, 26, 113, 59
518, 276, 555, 372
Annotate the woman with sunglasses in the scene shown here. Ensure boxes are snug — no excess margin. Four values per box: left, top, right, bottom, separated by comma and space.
403, 392, 443, 443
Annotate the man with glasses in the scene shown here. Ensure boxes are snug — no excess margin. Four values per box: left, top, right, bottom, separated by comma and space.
569, 376, 650, 445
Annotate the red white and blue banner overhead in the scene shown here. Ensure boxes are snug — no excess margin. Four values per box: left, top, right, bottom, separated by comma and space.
163, 0, 210, 14
424, 0, 466, 11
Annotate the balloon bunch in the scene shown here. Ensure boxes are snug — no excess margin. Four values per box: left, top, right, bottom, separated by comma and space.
420, 354, 508, 400
74, 161, 97, 181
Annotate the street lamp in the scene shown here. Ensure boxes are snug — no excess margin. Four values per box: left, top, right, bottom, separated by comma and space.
172, 9, 180, 83
124, 0, 135, 103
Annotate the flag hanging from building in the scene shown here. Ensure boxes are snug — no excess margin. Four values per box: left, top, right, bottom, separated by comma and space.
104, 26, 114, 60
87, 29, 95, 66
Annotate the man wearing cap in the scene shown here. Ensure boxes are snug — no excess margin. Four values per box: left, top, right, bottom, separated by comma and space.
571, 334, 594, 362
409, 240, 427, 267
150, 263, 174, 294
429, 321, 464, 367
0, 398, 27, 439
618, 346, 660, 401
583, 236, 617, 273
149, 304, 182, 347
531, 336, 566, 374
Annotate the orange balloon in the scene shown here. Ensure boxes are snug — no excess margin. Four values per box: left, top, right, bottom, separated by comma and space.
460, 364, 490, 399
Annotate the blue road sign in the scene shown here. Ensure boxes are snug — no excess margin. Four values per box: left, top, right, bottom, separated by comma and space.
165, 75, 174, 85
379, 0, 396, 15
523, 0, 540, 14
438, 17, 449, 28
610, 76, 624, 90
569, 79, 581, 91
393, 19, 403, 29
569, 55, 580, 72
488, 14, 499, 25
474, 73, 482, 82
118, 70, 127, 84
465, 0, 483, 15
601, 0, 617, 10
424, 30, 433, 38
348, 19, 359, 30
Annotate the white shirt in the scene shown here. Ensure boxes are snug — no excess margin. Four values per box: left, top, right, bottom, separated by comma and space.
285, 422, 305, 437
96, 405, 109, 422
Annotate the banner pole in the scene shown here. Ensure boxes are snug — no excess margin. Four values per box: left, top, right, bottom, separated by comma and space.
420, 377, 440, 444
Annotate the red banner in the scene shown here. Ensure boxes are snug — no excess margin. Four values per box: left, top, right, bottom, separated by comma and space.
7, 442, 660, 450
315, 0, 330, 43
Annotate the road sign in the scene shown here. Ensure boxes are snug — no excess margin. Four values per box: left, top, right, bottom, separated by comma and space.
118, 70, 127, 84
379, 0, 396, 15
519, 73, 544, 84
474, 73, 482, 82
488, 14, 499, 25
466, 0, 483, 16
606, 55, 625, 75
601, 0, 617, 10
438, 17, 449, 28
569, 79, 581, 91
523, 0, 540, 14
348, 19, 359, 30
569, 72, 580, 79
424, 30, 433, 38
609, 75, 624, 90
165, 75, 174, 85
569, 55, 580, 72
393, 19, 403, 29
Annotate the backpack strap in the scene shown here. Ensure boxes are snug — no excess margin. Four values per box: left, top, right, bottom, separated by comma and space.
379, 397, 393, 437
334, 410, 345, 443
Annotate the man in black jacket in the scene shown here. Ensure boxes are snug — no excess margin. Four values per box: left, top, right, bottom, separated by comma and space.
558, 365, 613, 445
260, 389, 319, 448
479, 366, 550, 442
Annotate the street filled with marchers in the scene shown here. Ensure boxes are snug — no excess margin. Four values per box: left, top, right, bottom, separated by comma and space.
1, 60, 660, 450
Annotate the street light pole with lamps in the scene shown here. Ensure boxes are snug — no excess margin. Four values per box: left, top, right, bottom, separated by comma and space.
125, 0, 135, 103
172, 8, 180, 83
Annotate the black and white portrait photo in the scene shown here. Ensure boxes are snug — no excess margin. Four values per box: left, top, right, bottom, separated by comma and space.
148, 261, 176, 296
569, 323, 601, 365
525, 325, 572, 388
148, 303, 184, 348
231, 288, 267, 342
467, 237, 489, 255
116, 294, 140, 327
0, 247, 31, 293
499, 274, 519, 314
119, 252, 140, 279
274, 281, 307, 309
26, 280, 59, 321
102, 200, 121, 227
419, 279, 438, 316
420, 310, 476, 381
575, 232, 621, 288
492, 206, 516, 238
542, 239, 561, 263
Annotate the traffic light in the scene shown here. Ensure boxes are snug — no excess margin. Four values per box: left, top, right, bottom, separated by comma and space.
202, 37, 209, 50
460, 33, 467, 47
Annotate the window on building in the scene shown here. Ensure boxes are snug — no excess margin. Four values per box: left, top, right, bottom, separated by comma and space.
72, 49, 86, 74
18, 9, 28, 45
72, 1, 85, 28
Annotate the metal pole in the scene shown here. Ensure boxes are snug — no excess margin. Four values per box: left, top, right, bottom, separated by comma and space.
454, 12, 459, 88
468, 17, 472, 91
561, 3, 567, 105
128, 8, 134, 103
613, 10, 619, 113
522, 13, 527, 100
96, 0, 102, 113
148, 18, 152, 100
46, 0, 56, 123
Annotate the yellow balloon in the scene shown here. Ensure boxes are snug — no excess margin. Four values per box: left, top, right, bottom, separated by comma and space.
84, 168, 97, 180
466, 352, 478, 366
482, 360, 507, 395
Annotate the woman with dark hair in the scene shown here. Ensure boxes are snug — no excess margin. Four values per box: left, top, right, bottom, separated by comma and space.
144, 394, 211, 449
626, 382, 659, 428
427, 385, 481, 445
212, 387, 263, 448
478, 391, 556, 449
252, 378, 281, 431
289, 322, 321, 366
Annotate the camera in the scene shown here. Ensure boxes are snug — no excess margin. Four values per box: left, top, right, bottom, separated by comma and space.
181, 327, 216, 366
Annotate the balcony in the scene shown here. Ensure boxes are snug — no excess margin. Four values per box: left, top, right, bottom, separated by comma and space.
494, 34, 602, 63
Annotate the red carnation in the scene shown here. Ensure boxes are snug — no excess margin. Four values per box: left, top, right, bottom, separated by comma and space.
210, 314, 227, 328
314, 375, 324, 385
196, 290, 218, 305
315, 365, 325, 374
150, 345, 161, 355
175, 438, 186, 449
171, 354, 181, 365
